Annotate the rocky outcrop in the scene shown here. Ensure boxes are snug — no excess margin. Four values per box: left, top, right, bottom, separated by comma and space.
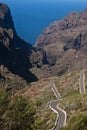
2, 2, 87, 80
0, 3, 15, 50
0, 2, 49, 81
35, 9, 87, 74
36, 10, 87, 48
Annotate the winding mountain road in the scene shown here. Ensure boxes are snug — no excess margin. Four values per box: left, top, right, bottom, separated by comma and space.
48, 70, 86, 129
50, 101, 66, 130
49, 81, 67, 130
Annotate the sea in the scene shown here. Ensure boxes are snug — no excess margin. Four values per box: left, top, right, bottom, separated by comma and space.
1, 0, 87, 45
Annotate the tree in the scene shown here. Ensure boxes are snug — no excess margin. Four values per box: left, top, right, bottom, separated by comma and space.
0, 89, 9, 116
4, 95, 36, 130
0, 88, 9, 129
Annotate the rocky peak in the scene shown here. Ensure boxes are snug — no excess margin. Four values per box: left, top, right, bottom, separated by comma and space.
0, 2, 38, 82
35, 9, 87, 47
0, 3, 15, 31
0, 2, 49, 81
35, 9, 87, 74
0, 2, 16, 50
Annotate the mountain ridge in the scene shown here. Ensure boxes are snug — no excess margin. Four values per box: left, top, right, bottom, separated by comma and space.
35, 9, 87, 75
0, 2, 48, 82
1, 2, 87, 81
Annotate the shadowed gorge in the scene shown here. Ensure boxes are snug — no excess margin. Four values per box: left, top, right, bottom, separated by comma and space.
0, 1, 87, 130
0, 2, 38, 82
1, 2, 87, 81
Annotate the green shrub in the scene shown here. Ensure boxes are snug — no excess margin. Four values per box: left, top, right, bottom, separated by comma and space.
60, 112, 87, 130
0, 89, 36, 130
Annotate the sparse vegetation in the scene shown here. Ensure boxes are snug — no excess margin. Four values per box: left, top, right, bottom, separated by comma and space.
1, 2, 87, 130
60, 112, 87, 130
1, 69, 87, 130
24, 70, 87, 130
0, 89, 36, 130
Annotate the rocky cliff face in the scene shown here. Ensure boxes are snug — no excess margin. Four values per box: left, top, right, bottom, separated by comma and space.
2, 2, 87, 80
0, 3, 14, 59
35, 9, 87, 75
0, 2, 49, 82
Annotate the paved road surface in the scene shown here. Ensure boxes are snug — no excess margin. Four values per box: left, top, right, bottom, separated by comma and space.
79, 70, 85, 94
50, 101, 66, 130
49, 81, 66, 130
49, 81, 61, 100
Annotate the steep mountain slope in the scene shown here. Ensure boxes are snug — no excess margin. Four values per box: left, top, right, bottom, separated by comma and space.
0, 2, 48, 82
0, 3, 87, 130
35, 9, 87, 75
19, 70, 87, 130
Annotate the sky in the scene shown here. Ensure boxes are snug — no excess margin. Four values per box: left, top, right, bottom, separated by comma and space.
1, 0, 87, 5
0, 0, 87, 2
